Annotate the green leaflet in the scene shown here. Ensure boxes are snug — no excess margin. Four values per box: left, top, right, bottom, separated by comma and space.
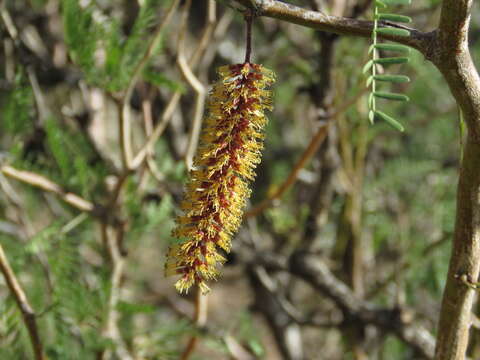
376, 13, 412, 23
374, 110, 405, 132
376, 28, 411, 37
363, 59, 374, 73
374, 91, 410, 101
367, 74, 410, 87
373, 75, 410, 83
374, 57, 409, 65
382, 0, 411, 5
369, 43, 411, 54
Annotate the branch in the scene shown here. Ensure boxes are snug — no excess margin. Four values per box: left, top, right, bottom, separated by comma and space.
245, 124, 328, 218
288, 252, 435, 359
245, 89, 366, 218
246, 249, 435, 358
179, 290, 208, 360
438, 0, 472, 53
176, 0, 208, 170
98, 224, 133, 360
1, 165, 94, 212
218, 0, 432, 54
131, 0, 218, 169
120, 0, 180, 169
0, 244, 46, 360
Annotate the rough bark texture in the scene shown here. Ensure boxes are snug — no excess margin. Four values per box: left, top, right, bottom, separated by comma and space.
433, 1, 480, 358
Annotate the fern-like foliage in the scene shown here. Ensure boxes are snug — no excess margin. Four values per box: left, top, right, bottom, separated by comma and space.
0, 72, 34, 136
61, 0, 176, 92
364, 0, 412, 131
0, 298, 31, 360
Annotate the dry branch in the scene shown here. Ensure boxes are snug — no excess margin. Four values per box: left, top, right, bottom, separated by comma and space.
1, 165, 94, 212
0, 244, 46, 360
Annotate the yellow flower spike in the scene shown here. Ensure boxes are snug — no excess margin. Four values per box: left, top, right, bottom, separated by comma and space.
165, 63, 275, 294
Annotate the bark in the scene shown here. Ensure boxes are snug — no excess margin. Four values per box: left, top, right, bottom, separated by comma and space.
431, 1, 480, 359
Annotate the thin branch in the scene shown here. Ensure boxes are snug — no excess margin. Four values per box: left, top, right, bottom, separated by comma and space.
26, 66, 49, 125
245, 124, 329, 218
98, 224, 133, 360
176, 0, 208, 170
120, 0, 180, 169
429, 1, 480, 360
0, 244, 46, 360
180, 291, 209, 360
244, 10, 253, 63
138, 95, 167, 185
217, 0, 432, 54
1, 165, 94, 212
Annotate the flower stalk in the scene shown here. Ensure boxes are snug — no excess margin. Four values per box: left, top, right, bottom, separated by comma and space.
166, 62, 275, 293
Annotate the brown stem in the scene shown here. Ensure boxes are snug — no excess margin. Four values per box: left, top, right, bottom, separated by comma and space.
180, 290, 208, 360
0, 244, 46, 360
131, 0, 217, 170
431, 1, 480, 359
244, 11, 253, 63
120, 0, 180, 170
217, 0, 432, 53
1, 165, 94, 212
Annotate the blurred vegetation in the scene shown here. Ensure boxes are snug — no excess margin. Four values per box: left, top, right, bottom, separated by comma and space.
0, 0, 473, 359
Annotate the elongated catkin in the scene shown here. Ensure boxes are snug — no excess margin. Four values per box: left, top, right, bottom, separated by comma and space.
165, 63, 275, 293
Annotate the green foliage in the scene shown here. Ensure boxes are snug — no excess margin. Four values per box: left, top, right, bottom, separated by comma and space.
143, 67, 185, 93
43, 117, 106, 197
0, 298, 32, 359
0, 71, 34, 136
234, 311, 265, 357
62, 0, 99, 80
61, 0, 180, 92
366, 0, 412, 130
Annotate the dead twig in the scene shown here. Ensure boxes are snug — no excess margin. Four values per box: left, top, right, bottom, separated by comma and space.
0, 244, 46, 360
98, 224, 133, 360
1, 165, 94, 212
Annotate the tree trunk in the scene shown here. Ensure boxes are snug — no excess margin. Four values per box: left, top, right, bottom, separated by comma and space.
432, 1, 480, 358
434, 137, 480, 359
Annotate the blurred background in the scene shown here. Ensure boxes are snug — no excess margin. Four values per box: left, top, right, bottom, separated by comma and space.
0, 0, 475, 359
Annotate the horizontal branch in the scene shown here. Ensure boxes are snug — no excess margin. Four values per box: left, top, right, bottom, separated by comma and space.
222, 0, 433, 55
